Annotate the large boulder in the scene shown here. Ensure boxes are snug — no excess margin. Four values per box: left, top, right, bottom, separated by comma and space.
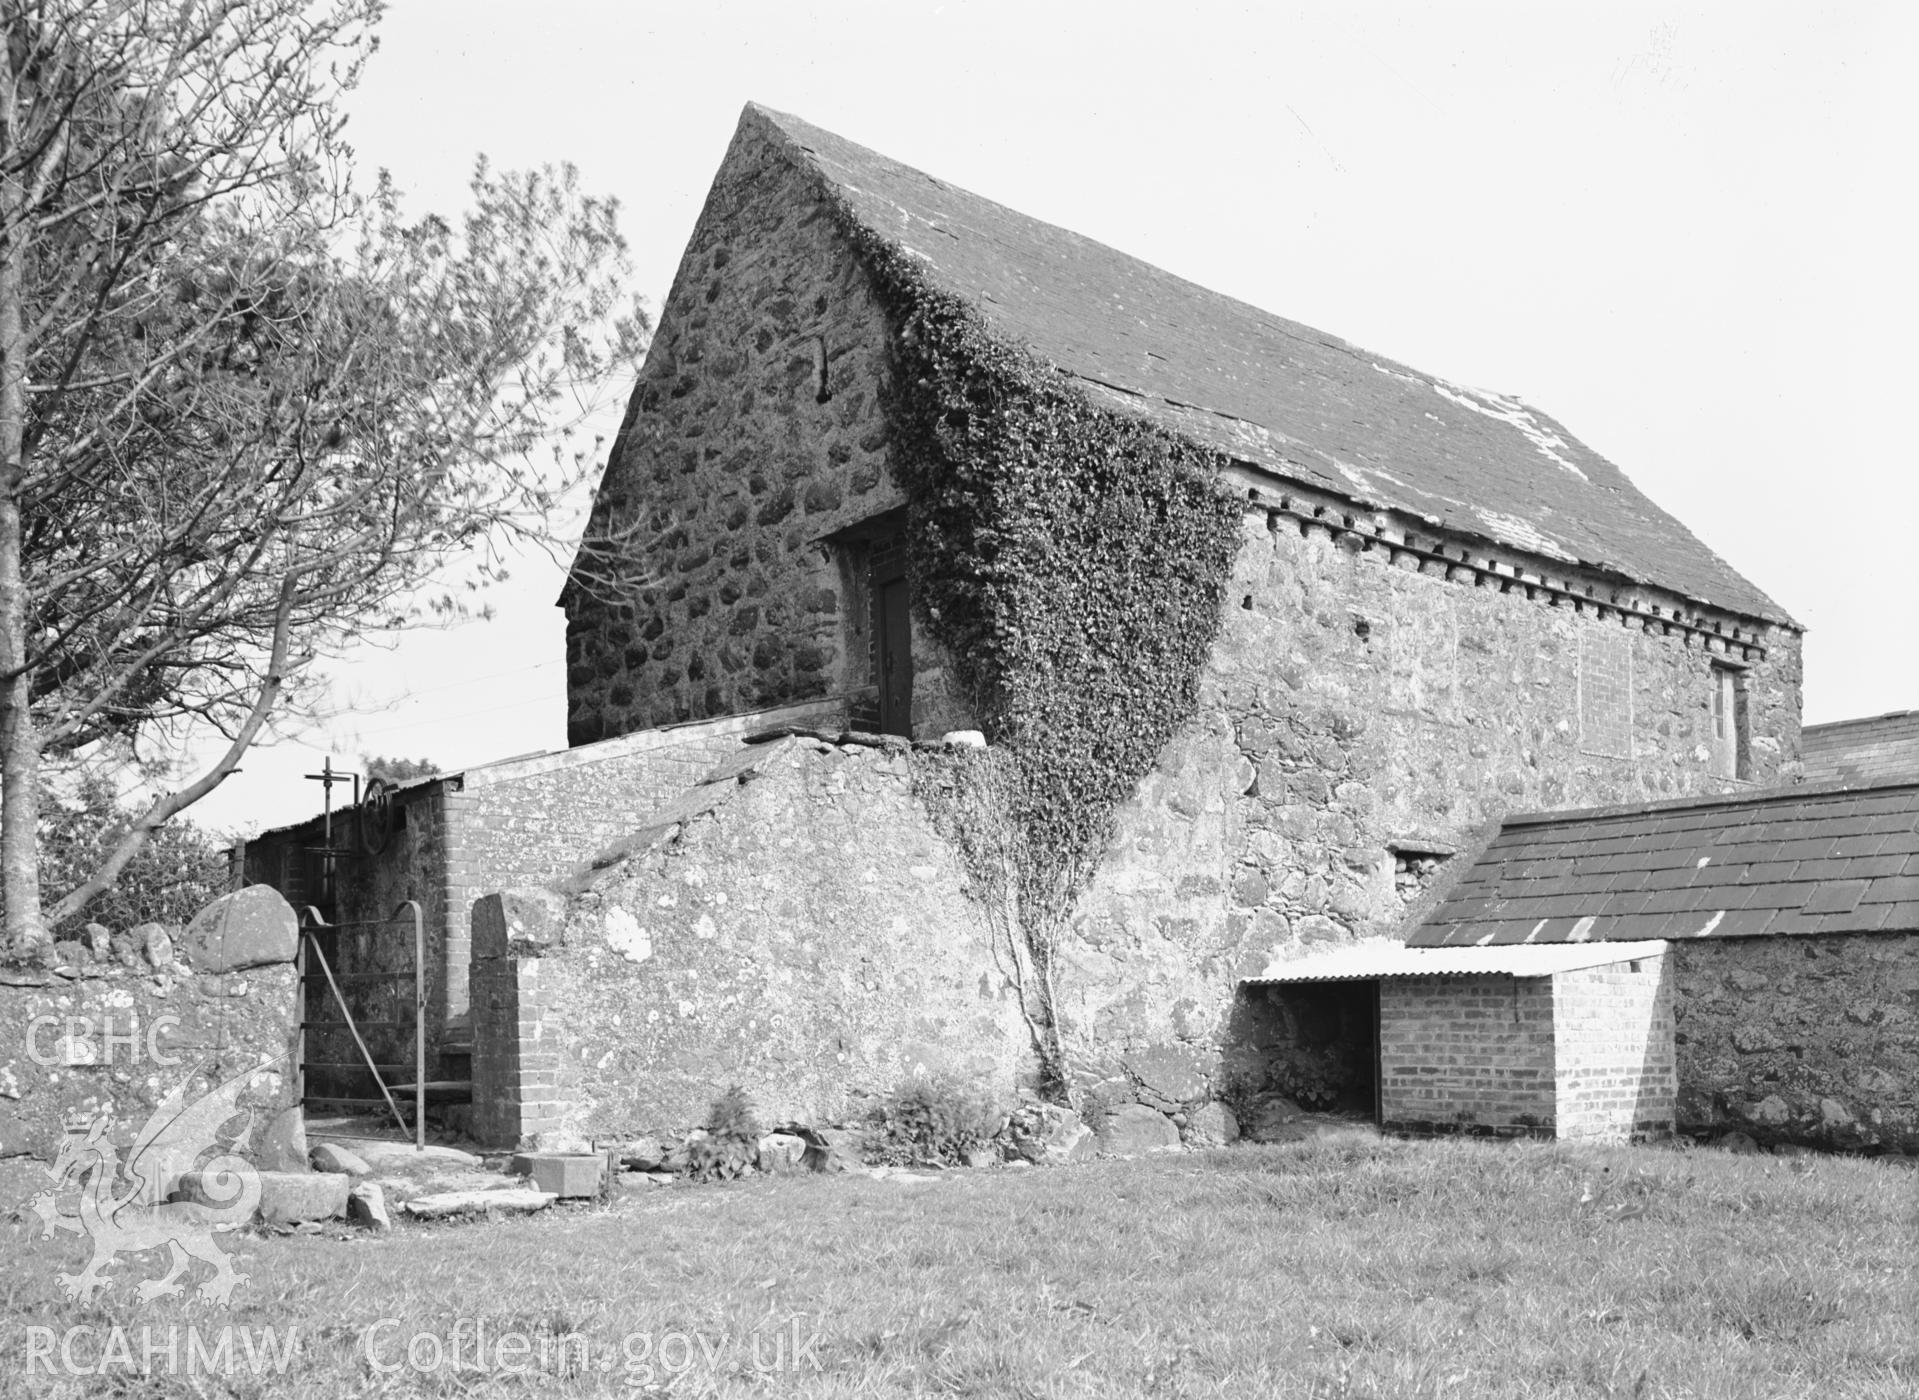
130, 922, 175, 970
310, 1143, 372, 1176
183, 886, 298, 973
175, 1168, 346, 1224
1122, 1045, 1211, 1111
1098, 1104, 1183, 1156
256, 1106, 308, 1173
1185, 1101, 1240, 1148
1009, 1105, 1095, 1166
348, 1181, 392, 1232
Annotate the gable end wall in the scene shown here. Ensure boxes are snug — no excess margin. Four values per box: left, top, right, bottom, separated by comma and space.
564, 115, 968, 745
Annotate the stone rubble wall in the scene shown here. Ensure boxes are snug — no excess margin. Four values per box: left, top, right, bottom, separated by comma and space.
1378, 975, 1558, 1136
242, 700, 845, 1069
1552, 956, 1675, 1141
563, 108, 970, 746
0, 887, 299, 1178
437, 701, 848, 1033
469, 738, 1030, 1147
1671, 932, 1919, 1152
1065, 511, 1802, 1096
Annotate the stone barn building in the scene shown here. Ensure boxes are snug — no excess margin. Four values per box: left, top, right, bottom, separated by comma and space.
473, 102, 1811, 1146
1402, 780, 1919, 1151
249, 104, 1816, 1145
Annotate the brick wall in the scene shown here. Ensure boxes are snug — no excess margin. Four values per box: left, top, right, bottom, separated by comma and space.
467, 892, 569, 1146
1551, 956, 1675, 1141
1378, 975, 1558, 1136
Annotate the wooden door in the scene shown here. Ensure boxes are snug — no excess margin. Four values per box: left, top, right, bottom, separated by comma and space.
877, 575, 913, 737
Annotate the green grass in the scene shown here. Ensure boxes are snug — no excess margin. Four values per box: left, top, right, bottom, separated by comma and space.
3, 1137, 1915, 1397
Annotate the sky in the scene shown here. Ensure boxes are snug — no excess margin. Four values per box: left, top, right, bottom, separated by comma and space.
177, 1, 1917, 839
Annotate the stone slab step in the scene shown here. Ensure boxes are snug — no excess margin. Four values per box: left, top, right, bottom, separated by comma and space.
400, 1188, 556, 1220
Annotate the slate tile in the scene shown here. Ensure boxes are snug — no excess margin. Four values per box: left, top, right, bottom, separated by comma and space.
1741, 860, 1799, 883
1643, 847, 1703, 871
1640, 890, 1704, 915
1800, 879, 1868, 916
1812, 816, 1877, 840
1688, 864, 1747, 887
1865, 813, 1918, 835
1706, 908, 1778, 938
1606, 891, 1655, 916
1604, 870, 1653, 893
1854, 793, 1919, 815
1860, 876, 1919, 905
1840, 854, 1907, 880
1485, 921, 1540, 945
1517, 858, 1575, 880
1605, 913, 1674, 941
1831, 904, 1892, 933
1641, 867, 1698, 891
1792, 857, 1855, 882
1828, 834, 1892, 858
1775, 838, 1838, 861
1768, 910, 1822, 936
1877, 901, 1919, 929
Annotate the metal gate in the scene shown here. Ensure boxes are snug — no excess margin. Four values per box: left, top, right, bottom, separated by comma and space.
297, 901, 425, 1151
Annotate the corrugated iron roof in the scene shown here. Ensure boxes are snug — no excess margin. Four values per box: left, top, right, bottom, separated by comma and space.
1411, 781, 1919, 947
1244, 939, 1669, 984
749, 104, 1791, 627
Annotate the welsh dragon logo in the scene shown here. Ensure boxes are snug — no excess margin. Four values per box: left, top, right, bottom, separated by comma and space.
28, 1055, 282, 1305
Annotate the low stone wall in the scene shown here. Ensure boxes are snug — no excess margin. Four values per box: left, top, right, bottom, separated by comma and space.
1379, 975, 1557, 1136
1552, 956, 1674, 1141
1671, 933, 1919, 1152
0, 887, 300, 1185
469, 737, 1031, 1147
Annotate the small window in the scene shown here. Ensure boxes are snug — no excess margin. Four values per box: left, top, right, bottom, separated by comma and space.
1710, 664, 1748, 779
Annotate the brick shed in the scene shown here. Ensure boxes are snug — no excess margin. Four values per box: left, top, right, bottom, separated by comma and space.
1241, 939, 1673, 1142
1412, 780, 1919, 1152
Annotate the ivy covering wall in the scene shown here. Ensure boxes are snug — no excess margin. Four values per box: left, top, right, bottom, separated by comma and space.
829, 204, 1244, 1088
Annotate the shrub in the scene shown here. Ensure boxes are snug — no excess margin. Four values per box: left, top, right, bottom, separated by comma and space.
875, 1071, 1004, 1167
35, 775, 230, 932
685, 1085, 761, 1182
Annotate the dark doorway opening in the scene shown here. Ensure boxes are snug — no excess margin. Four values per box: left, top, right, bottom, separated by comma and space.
1226, 979, 1381, 1127
876, 567, 912, 738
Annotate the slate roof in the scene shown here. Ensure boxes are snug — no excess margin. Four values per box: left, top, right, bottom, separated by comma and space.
1801, 711, 1919, 785
1411, 782, 1919, 946
747, 105, 1791, 626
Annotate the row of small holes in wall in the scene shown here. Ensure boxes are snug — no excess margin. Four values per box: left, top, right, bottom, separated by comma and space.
1244, 493, 1760, 651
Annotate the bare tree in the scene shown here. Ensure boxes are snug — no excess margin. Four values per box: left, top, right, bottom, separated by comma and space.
1, 2, 648, 949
